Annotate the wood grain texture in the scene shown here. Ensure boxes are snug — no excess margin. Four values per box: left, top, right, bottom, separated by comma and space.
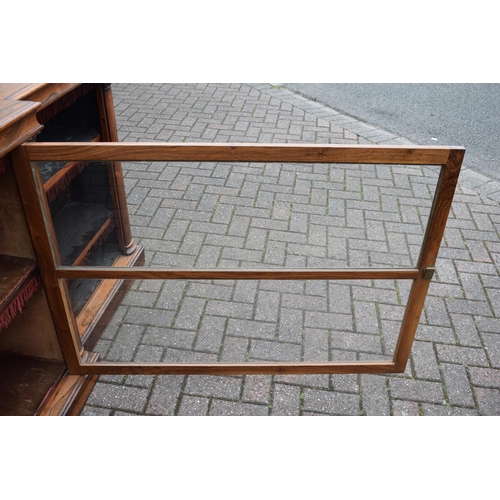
23, 142, 462, 165
0, 83, 78, 108
0, 100, 42, 157
0, 351, 65, 416
96, 85, 136, 255
56, 266, 420, 281
35, 352, 100, 416
393, 149, 465, 370
11, 146, 83, 372
79, 360, 399, 375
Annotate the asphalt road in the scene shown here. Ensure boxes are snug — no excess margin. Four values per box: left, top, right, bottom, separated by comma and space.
283, 84, 500, 181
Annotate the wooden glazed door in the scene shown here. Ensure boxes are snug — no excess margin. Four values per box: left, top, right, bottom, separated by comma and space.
15, 142, 465, 376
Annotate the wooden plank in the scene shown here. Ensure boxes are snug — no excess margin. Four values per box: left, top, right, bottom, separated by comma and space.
0, 100, 42, 157
22, 142, 461, 165
56, 266, 420, 281
79, 360, 399, 376
0, 255, 37, 315
0, 83, 78, 108
11, 146, 84, 373
0, 84, 43, 101
35, 353, 100, 416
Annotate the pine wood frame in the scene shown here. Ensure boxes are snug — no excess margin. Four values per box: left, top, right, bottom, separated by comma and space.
15, 142, 465, 375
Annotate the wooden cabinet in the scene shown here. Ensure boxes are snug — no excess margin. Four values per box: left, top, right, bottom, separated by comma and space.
0, 84, 144, 415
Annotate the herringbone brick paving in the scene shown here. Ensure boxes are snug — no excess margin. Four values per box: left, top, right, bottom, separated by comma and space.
81, 83, 500, 416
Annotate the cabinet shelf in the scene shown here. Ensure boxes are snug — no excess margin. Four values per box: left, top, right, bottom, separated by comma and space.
0, 351, 65, 416
77, 244, 145, 349
52, 202, 114, 266
0, 255, 40, 332
0, 350, 100, 416
41, 135, 101, 202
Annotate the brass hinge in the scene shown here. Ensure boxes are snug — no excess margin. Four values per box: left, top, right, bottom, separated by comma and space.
423, 266, 435, 280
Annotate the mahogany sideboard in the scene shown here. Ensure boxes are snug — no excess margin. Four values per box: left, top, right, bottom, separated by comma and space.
0, 84, 144, 415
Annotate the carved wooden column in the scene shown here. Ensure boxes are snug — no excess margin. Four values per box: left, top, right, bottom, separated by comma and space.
96, 84, 136, 256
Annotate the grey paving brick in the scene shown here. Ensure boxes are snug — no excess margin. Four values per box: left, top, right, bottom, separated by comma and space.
360, 375, 391, 416
195, 315, 226, 353
305, 311, 353, 331
81, 406, 113, 416
481, 333, 500, 368
475, 388, 500, 415
226, 319, 276, 340
468, 367, 500, 388
449, 313, 483, 347
389, 378, 445, 404
391, 400, 421, 416
303, 329, 329, 362
106, 324, 145, 362
146, 376, 184, 415
442, 363, 475, 407
220, 336, 250, 362
302, 388, 360, 415
177, 396, 210, 416
250, 340, 302, 362
436, 344, 490, 367
86, 383, 149, 414
242, 375, 273, 404
411, 341, 440, 380
330, 331, 382, 355
209, 400, 269, 416
255, 291, 280, 322
271, 384, 301, 415
205, 300, 253, 319
421, 404, 478, 416
185, 375, 242, 400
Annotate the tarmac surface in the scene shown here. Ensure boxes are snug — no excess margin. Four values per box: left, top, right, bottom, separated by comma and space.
81, 83, 500, 416
283, 83, 500, 181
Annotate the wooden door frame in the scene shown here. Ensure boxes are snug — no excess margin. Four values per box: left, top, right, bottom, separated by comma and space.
18, 142, 465, 375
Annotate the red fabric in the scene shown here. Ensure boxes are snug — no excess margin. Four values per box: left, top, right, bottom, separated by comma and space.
0, 155, 12, 174
45, 161, 88, 202
0, 275, 40, 331
36, 84, 96, 125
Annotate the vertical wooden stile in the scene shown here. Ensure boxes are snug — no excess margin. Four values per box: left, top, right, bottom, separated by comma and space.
11, 147, 84, 374
393, 149, 465, 370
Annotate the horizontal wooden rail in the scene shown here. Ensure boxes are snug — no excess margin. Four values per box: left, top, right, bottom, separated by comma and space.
23, 142, 463, 165
78, 360, 399, 375
56, 266, 420, 281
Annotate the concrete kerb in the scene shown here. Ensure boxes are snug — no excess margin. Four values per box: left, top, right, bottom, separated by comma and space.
257, 84, 500, 204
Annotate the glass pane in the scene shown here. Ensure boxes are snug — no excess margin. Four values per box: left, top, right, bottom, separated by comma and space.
62, 278, 412, 366
118, 160, 438, 270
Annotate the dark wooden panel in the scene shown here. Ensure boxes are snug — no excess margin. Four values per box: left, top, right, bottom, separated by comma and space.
0, 351, 65, 416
